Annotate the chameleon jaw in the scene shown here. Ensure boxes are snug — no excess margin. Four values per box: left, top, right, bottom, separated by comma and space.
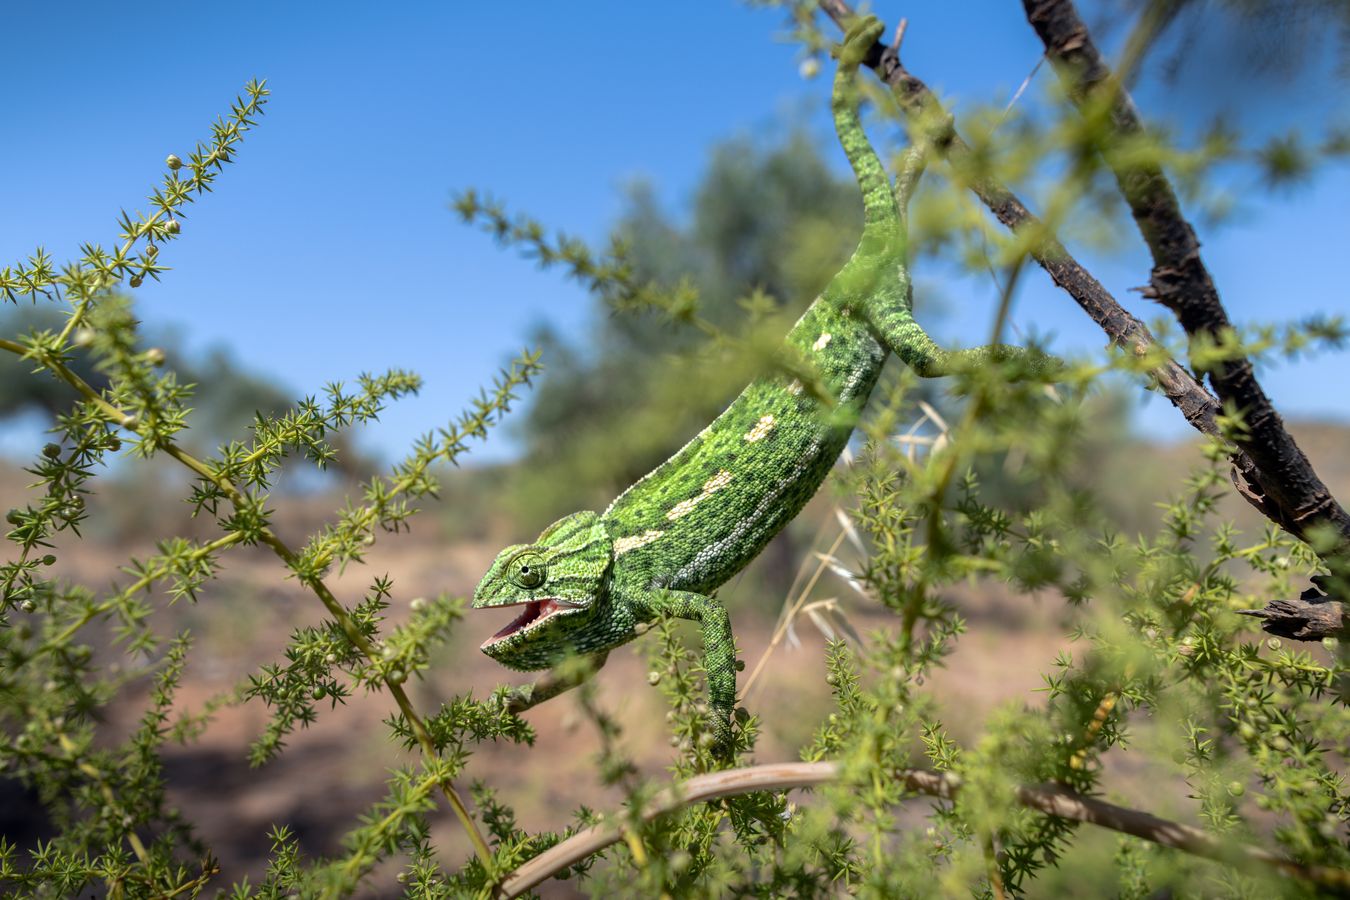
480, 598, 580, 649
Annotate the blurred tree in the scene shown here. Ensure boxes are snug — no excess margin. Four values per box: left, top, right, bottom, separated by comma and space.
511, 131, 878, 527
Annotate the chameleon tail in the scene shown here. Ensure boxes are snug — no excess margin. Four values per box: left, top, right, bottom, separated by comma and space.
832, 16, 899, 253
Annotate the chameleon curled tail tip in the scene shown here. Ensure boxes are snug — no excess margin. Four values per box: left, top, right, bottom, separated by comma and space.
837, 16, 885, 67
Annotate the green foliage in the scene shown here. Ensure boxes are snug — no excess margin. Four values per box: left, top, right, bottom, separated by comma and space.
3, 6, 1350, 899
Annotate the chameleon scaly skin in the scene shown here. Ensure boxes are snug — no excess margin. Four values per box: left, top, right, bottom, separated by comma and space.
473, 18, 1058, 749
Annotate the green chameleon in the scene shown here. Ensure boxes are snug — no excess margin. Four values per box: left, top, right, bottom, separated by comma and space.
473, 17, 1058, 750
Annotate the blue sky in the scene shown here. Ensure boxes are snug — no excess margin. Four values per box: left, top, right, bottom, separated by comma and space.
2, 1, 1347, 463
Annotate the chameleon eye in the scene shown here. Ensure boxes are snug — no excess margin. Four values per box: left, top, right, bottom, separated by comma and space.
508, 552, 547, 590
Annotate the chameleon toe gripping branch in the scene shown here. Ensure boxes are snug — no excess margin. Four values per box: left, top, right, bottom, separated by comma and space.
472, 17, 1059, 752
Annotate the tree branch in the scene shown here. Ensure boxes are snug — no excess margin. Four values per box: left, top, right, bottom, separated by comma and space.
1019, 0, 1350, 556
1239, 586, 1347, 642
496, 761, 1350, 896
811, 1, 1275, 530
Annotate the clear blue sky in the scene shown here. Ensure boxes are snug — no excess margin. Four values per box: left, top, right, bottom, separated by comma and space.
2, 1, 1347, 462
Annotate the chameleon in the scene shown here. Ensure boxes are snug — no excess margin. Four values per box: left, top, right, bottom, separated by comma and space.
472, 17, 1059, 750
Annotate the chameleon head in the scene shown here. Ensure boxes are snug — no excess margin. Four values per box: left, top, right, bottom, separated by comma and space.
473, 510, 613, 671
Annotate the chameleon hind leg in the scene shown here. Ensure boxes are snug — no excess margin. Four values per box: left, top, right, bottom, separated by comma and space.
834, 17, 1062, 381
630, 588, 736, 752
868, 306, 1063, 380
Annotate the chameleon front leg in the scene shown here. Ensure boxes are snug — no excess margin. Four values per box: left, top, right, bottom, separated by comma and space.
500, 651, 609, 715
631, 588, 737, 752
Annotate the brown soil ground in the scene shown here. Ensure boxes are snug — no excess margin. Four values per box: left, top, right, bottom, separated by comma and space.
2, 419, 1346, 896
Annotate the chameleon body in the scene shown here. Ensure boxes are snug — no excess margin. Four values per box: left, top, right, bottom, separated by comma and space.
473, 18, 1056, 748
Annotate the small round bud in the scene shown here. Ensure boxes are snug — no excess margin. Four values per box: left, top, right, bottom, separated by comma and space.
825, 673, 839, 687
129, 275, 143, 288
312, 686, 326, 700
42, 443, 62, 459
410, 596, 426, 611
324, 652, 337, 665
698, 732, 716, 749
669, 850, 691, 873
734, 707, 750, 724
144, 243, 158, 259
19, 599, 36, 613
1227, 781, 1246, 797
106, 436, 122, 452
1270, 735, 1290, 752
633, 622, 649, 636
387, 669, 407, 685
381, 643, 395, 659
665, 710, 678, 723
73, 328, 95, 347
144, 347, 165, 367
799, 58, 821, 80
647, 671, 661, 686
1266, 638, 1282, 651
6, 508, 24, 526
41, 554, 56, 566
121, 414, 139, 429
164, 218, 181, 235
669, 735, 680, 747
166, 154, 182, 170
734, 658, 745, 672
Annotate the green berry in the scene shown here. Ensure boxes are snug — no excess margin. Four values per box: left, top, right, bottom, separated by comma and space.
5, 508, 23, 525
164, 218, 181, 235
166, 154, 182, 170
129, 275, 143, 288
647, 671, 661, 686
42, 443, 61, 459
41, 555, 56, 566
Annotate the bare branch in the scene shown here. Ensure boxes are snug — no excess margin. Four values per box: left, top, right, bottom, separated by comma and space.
1020, 0, 1350, 556
496, 761, 1350, 896
812, 1, 1267, 519
1240, 587, 1347, 642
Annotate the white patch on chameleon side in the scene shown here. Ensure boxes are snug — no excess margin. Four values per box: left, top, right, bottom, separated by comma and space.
743, 415, 776, 443
667, 469, 733, 521
812, 332, 832, 351
614, 529, 663, 555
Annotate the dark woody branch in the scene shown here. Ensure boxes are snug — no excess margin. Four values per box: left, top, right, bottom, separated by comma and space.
1018, 0, 1350, 617
814, 0, 1347, 638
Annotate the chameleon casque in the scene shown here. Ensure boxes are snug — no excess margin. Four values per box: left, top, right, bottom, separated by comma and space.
473, 17, 1057, 750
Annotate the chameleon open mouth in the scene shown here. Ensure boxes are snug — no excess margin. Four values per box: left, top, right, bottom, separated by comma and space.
482, 598, 572, 646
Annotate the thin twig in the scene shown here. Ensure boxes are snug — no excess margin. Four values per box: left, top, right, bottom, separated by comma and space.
495, 761, 1350, 896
